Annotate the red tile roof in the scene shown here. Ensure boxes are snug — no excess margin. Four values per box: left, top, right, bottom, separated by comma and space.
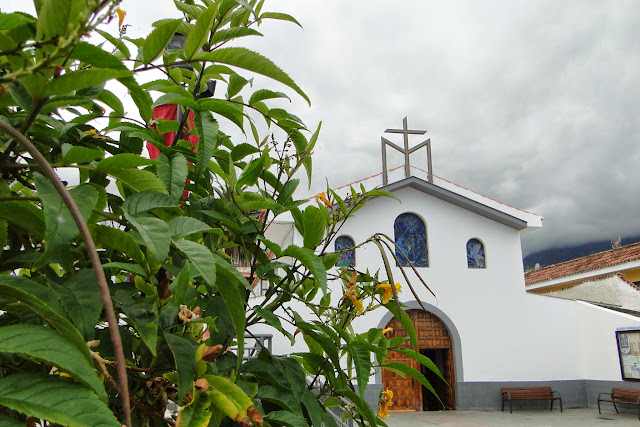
525, 242, 640, 285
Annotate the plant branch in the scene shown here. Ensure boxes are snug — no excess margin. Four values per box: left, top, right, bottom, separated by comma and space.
0, 119, 132, 427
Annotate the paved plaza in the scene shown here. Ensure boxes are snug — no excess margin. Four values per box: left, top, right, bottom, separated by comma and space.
384, 408, 639, 426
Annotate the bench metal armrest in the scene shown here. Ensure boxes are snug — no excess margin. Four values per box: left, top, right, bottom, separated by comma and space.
598, 392, 612, 400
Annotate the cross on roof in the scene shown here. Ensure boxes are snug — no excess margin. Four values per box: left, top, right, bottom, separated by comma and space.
381, 117, 433, 185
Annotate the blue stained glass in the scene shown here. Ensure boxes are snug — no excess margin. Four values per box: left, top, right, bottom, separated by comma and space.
467, 238, 485, 268
335, 236, 355, 267
394, 213, 428, 267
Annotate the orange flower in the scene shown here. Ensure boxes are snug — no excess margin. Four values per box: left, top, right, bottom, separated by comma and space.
314, 192, 332, 209
116, 8, 126, 29
378, 389, 393, 419
382, 327, 393, 335
376, 283, 401, 304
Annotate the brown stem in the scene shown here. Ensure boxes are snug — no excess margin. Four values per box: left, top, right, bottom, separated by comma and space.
0, 119, 132, 427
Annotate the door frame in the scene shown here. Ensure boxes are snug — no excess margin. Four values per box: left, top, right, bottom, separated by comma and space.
375, 301, 464, 405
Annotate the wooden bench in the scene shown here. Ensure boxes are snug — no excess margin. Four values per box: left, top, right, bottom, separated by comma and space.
501, 387, 563, 413
598, 388, 640, 420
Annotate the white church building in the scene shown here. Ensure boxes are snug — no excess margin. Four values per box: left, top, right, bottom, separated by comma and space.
248, 118, 640, 412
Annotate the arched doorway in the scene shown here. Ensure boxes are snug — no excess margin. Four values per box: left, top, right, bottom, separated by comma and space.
382, 310, 456, 411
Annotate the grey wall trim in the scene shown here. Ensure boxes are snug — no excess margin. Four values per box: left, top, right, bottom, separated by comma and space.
374, 301, 464, 383
381, 177, 528, 230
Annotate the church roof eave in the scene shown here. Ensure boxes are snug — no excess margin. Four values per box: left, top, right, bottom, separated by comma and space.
380, 176, 529, 231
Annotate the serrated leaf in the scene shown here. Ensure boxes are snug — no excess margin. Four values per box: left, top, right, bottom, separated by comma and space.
178, 391, 211, 427
194, 110, 219, 181
111, 169, 169, 193
165, 333, 198, 401
114, 289, 158, 355
173, 0, 204, 19
125, 214, 171, 263
123, 192, 175, 215
184, 5, 216, 59
348, 342, 371, 399
118, 76, 153, 123
44, 69, 132, 97
226, 73, 249, 99
169, 217, 215, 239
0, 275, 92, 363
0, 325, 106, 400
36, 0, 84, 39
60, 144, 104, 164
52, 269, 103, 342
102, 262, 149, 278
194, 48, 310, 105
302, 206, 325, 249
34, 174, 98, 265
196, 98, 245, 129
237, 150, 267, 188
281, 245, 327, 293
259, 12, 303, 28
90, 224, 146, 266
249, 89, 290, 105
210, 27, 262, 45
236, 191, 281, 211
143, 19, 181, 64
96, 29, 131, 58
172, 239, 216, 288
0, 373, 119, 427
0, 201, 45, 237
70, 42, 128, 71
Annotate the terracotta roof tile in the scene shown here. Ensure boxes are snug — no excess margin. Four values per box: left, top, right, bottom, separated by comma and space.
525, 242, 640, 285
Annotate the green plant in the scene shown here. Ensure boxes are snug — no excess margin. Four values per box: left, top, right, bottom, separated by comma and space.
0, 1, 442, 426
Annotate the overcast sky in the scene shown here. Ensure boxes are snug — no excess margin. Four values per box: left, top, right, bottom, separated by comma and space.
6, 1, 640, 256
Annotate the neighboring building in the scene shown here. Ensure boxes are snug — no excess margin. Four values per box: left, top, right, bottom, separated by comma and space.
525, 242, 640, 315
248, 118, 640, 412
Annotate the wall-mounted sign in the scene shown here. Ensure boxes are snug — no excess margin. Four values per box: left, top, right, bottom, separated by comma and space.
616, 329, 640, 381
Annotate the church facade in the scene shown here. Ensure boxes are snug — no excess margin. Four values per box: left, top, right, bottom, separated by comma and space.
249, 119, 640, 411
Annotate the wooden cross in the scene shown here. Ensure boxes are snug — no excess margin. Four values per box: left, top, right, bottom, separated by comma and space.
381, 117, 432, 185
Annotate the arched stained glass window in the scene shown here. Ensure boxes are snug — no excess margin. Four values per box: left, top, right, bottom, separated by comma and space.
335, 235, 355, 267
394, 213, 428, 267
467, 238, 485, 268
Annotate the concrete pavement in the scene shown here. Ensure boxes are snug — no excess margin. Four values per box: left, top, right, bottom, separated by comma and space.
384, 408, 639, 426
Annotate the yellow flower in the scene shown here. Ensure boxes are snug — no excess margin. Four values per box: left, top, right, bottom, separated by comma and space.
83, 129, 97, 135
378, 389, 393, 419
116, 8, 126, 29
376, 283, 401, 304
382, 327, 393, 335
344, 288, 363, 314
314, 192, 333, 209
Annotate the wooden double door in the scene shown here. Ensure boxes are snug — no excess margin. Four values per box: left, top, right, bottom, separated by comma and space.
382, 310, 456, 411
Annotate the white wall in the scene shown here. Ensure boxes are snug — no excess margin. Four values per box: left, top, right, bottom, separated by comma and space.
249, 185, 640, 384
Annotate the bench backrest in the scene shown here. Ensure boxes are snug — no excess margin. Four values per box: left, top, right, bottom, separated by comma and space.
611, 388, 640, 403
501, 387, 554, 398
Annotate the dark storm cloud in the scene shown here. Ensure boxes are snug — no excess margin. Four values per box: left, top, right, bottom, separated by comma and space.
5, 0, 639, 255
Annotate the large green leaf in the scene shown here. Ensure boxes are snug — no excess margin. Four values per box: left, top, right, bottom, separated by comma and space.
194, 110, 219, 181
0, 325, 106, 400
177, 391, 211, 426
114, 289, 158, 355
384, 302, 418, 351
194, 48, 310, 105
34, 174, 98, 265
236, 191, 281, 211
70, 41, 128, 71
302, 205, 325, 249
281, 245, 327, 294
0, 200, 45, 237
157, 153, 188, 201
102, 262, 149, 278
0, 275, 92, 363
237, 149, 268, 188
348, 342, 371, 399
97, 153, 157, 169
36, 0, 84, 39
143, 19, 181, 64
210, 27, 262, 45
52, 269, 103, 342
123, 191, 176, 215
60, 144, 104, 164
44, 69, 132, 96
0, 373, 119, 427
259, 12, 303, 28
184, 5, 216, 59
110, 168, 169, 193
169, 217, 217, 239
89, 224, 147, 267
249, 89, 290, 105
195, 98, 245, 129
264, 410, 308, 427
118, 76, 153, 123
125, 213, 171, 263
165, 333, 198, 401
172, 239, 216, 288
393, 347, 447, 384
384, 361, 440, 403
